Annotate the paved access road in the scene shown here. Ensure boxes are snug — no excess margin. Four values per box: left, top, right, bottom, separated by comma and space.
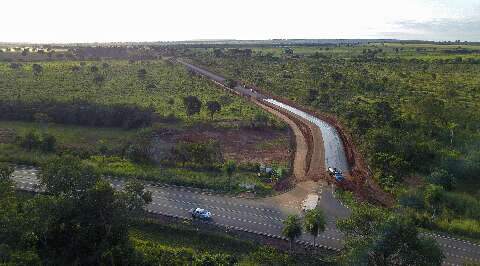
173, 60, 480, 266
11, 60, 480, 265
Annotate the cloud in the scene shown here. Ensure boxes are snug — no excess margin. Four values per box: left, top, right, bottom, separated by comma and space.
386, 6, 480, 41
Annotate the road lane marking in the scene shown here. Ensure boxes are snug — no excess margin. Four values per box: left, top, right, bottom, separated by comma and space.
151, 195, 285, 222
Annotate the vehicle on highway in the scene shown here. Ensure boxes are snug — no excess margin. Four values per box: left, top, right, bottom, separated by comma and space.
328, 167, 345, 182
327, 167, 337, 176
189, 208, 212, 220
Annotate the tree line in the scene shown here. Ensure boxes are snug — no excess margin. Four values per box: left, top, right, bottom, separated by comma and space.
0, 159, 152, 265
0, 100, 154, 129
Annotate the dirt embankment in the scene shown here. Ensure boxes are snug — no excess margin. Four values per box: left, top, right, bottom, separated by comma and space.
179, 59, 393, 206
258, 100, 326, 183
253, 100, 309, 181
248, 85, 394, 207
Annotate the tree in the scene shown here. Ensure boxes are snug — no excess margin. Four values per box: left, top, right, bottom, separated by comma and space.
206, 101, 221, 119
304, 209, 326, 247
282, 215, 302, 251
39, 155, 99, 197
27, 179, 137, 265
367, 218, 444, 265
171, 141, 223, 168
126, 129, 153, 163
251, 113, 269, 128
33, 112, 52, 125
337, 204, 444, 265
241, 247, 294, 265
19, 130, 41, 151
223, 160, 236, 190
40, 134, 56, 153
224, 79, 237, 88
123, 179, 152, 216
137, 68, 147, 79
183, 96, 202, 116
306, 88, 319, 103
446, 121, 457, 145
93, 74, 105, 84
427, 168, 455, 190
32, 64, 43, 75
0, 166, 41, 266
424, 185, 444, 217
0, 162, 14, 181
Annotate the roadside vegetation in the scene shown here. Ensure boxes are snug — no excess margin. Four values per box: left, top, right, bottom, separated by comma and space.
182, 43, 480, 238
0, 161, 327, 265
0, 57, 290, 195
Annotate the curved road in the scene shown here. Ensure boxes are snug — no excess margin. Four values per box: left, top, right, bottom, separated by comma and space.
10, 60, 480, 265
174, 59, 480, 266
264, 99, 349, 172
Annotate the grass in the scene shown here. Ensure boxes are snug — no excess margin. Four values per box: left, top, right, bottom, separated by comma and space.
0, 59, 277, 124
0, 120, 136, 150
130, 219, 256, 256
185, 43, 480, 238
0, 144, 56, 166
130, 219, 332, 265
87, 155, 273, 194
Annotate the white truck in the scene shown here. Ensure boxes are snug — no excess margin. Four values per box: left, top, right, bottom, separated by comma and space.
302, 194, 319, 212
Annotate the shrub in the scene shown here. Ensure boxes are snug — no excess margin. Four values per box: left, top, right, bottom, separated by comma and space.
170, 141, 223, 168
427, 168, 456, 190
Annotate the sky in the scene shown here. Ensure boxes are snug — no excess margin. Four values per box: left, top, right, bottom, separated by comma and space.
1, 0, 479, 43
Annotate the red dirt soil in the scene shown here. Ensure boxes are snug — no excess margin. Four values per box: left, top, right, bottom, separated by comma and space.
249, 85, 395, 207
179, 59, 394, 207
168, 127, 291, 165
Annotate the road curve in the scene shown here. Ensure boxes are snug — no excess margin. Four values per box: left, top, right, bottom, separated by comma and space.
173, 59, 480, 266
9, 60, 480, 265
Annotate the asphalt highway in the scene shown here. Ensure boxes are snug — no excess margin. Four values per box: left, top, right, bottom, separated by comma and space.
12, 166, 480, 265
12, 166, 344, 251
10, 60, 480, 265
173, 60, 480, 265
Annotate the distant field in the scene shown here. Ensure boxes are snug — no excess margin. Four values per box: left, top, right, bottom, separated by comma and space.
186, 43, 480, 238
238, 43, 480, 60
0, 58, 291, 194
0, 59, 274, 124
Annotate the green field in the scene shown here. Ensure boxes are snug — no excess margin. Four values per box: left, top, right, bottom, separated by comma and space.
0, 59, 273, 123
130, 219, 329, 265
0, 59, 290, 195
184, 43, 480, 239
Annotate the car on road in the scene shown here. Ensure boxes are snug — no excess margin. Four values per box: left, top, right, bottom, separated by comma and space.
327, 167, 336, 176
328, 167, 345, 182
189, 208, 212, 220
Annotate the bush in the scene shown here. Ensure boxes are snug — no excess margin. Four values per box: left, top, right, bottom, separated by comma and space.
170, 141, 223, 168
16, 130, 57, 153
18, 130, 41, 151
427, 168, 456, 190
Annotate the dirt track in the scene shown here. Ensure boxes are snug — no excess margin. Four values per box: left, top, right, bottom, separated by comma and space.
257, 100, 326, 183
